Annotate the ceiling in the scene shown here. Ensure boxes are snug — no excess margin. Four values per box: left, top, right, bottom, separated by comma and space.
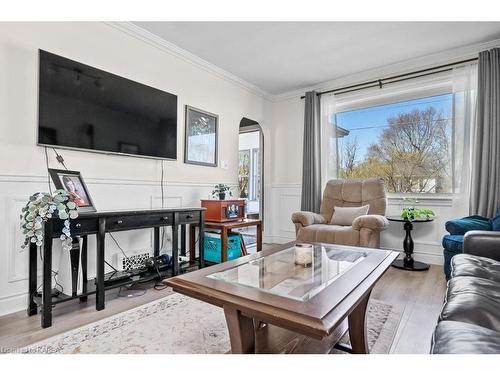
132, 22, 500, 96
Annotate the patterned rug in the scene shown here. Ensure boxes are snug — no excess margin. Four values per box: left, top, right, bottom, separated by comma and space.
22, 291, 402, 354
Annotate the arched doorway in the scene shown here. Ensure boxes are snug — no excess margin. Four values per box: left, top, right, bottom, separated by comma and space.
238, 117, 264, 251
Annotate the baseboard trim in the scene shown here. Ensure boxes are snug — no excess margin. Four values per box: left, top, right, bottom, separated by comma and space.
0, 292, 28, 317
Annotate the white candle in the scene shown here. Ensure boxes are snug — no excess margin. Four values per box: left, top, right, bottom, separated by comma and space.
294, 243, 313, 266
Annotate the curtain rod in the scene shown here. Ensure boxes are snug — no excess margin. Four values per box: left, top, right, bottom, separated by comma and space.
300, 57, 478, 99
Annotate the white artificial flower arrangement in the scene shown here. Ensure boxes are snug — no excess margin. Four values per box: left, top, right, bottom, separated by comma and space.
20, 189, 79, 251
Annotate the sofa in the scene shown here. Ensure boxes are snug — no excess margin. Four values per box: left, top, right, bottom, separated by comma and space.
442, 215, 492, 279
431, 230, 500, 354
291, 178, 388, 248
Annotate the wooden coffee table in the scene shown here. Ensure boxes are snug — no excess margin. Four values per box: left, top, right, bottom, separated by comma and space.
167, 242, 398, 354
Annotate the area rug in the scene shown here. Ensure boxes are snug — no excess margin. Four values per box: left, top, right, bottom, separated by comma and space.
21, 291, 402, 354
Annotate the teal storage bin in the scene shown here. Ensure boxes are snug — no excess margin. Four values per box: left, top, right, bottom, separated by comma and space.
204, 232, 241, 263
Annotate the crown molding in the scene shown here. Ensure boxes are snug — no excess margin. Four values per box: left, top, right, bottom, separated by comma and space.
105, 22, 274, 101
272, 37, 500, 102
104, 22, 500, 103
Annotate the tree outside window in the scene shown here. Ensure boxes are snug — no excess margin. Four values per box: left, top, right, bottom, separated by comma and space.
336, 94, 453, 194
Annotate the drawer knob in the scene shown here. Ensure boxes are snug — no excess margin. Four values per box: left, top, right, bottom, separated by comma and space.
117, 220, 123, 224
75, 223, 82, 228
186, 215, 193, 219
161, 216, 169, 221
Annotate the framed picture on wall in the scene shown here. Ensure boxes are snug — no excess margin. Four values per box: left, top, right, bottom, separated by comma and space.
184, 105, 218, 167
48, 169, 96, 212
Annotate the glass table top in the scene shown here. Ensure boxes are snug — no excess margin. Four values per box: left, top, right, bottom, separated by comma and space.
207, 244, 368, 302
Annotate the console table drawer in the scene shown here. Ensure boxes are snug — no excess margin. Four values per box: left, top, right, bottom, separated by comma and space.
178, 211, 200, 224
52, 218, 97, 236
106, 214, 173, 231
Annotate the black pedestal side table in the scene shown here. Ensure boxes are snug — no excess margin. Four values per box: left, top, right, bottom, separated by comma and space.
387, 216, 433, 271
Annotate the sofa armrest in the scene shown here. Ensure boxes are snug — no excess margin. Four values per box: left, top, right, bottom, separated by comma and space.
291, 211, 326, 227
463, 230, 500, 261
352, 215, 389, 231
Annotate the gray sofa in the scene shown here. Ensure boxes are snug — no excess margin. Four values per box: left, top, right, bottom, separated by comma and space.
431, 230, 500, 354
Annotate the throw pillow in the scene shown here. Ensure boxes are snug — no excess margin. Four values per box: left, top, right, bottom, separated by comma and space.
330, 205, 370, 226
491, 212, 500, 231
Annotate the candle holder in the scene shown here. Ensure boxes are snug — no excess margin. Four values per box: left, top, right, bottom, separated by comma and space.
294, 243, 313, 267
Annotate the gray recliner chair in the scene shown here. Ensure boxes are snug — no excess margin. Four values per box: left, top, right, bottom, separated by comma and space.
291, 178, 389, 248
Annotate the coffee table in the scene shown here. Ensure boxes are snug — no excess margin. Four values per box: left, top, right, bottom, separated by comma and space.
167, 242, 398, 354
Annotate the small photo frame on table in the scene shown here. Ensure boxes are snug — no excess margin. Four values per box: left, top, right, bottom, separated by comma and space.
184, 105, 218, 167
48, 169, 96, 212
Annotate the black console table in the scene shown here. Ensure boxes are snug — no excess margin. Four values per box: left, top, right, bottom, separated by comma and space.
27, 207, 205, 328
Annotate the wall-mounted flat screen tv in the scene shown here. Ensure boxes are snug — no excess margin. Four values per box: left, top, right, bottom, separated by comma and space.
38, 50, 177, 159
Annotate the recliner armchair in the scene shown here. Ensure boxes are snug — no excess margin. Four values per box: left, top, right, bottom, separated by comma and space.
292, 179, 389, 248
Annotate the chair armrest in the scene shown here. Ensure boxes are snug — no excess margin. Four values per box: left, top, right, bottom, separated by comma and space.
445, 215, 491, 235
352, 215, 389, 231
291, 211, 326, 227
463, 230, 500, 261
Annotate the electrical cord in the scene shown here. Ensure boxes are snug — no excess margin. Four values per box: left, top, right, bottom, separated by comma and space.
44, 147, 52, 195
153, 263, 168, 291
52, 148, 69, 170
53, 149, 133, 272
38, 247, 64, 295
105, 260, 118, 272
109, 233, 130, 261
160, 159, 166, 251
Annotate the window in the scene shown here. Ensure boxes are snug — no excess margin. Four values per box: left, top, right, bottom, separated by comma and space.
335, 93, 453, 194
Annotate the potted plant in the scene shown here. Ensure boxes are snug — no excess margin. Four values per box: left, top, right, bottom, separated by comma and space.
211, 184, 232, 200
400, 198, 435, 221
20, 190, 79, 251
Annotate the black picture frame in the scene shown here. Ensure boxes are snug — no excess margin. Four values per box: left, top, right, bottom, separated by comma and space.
48, 169, 96, 212
184, 105, 218, 167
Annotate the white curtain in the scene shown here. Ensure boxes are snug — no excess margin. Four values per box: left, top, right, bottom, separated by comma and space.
320, 92, 338, 187
452, 63, 478, 204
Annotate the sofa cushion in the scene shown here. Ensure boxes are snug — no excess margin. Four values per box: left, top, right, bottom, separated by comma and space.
431, 321, 500, 354
447, 276, 500, 304
440, 287, 500, 332
445, 215, 491, 235
330, 205, 369, 225
297, 224, 359, 246
451, 254, 500, 282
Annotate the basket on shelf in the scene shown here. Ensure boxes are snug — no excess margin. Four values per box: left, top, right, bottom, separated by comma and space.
204, 232, 241, 263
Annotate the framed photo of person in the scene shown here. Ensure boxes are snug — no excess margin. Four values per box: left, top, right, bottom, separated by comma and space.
48, 169, 96, 212
184, 105, 218, 167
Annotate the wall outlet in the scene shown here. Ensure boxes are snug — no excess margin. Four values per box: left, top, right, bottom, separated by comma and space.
220, 160, 228, 169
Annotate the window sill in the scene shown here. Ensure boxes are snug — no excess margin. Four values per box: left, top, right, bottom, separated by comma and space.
387, 194, 455, 207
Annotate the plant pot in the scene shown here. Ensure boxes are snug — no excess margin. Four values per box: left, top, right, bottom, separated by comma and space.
218, 193, 226, 200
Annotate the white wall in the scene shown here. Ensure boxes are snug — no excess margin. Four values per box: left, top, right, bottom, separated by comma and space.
0, 22, 270, 316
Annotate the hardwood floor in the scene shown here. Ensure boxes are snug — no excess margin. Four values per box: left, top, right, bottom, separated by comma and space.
371, 265, 446, 353
0, 250, 446, 354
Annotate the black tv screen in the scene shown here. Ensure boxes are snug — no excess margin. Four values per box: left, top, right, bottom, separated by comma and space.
38, 50, 177, 159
